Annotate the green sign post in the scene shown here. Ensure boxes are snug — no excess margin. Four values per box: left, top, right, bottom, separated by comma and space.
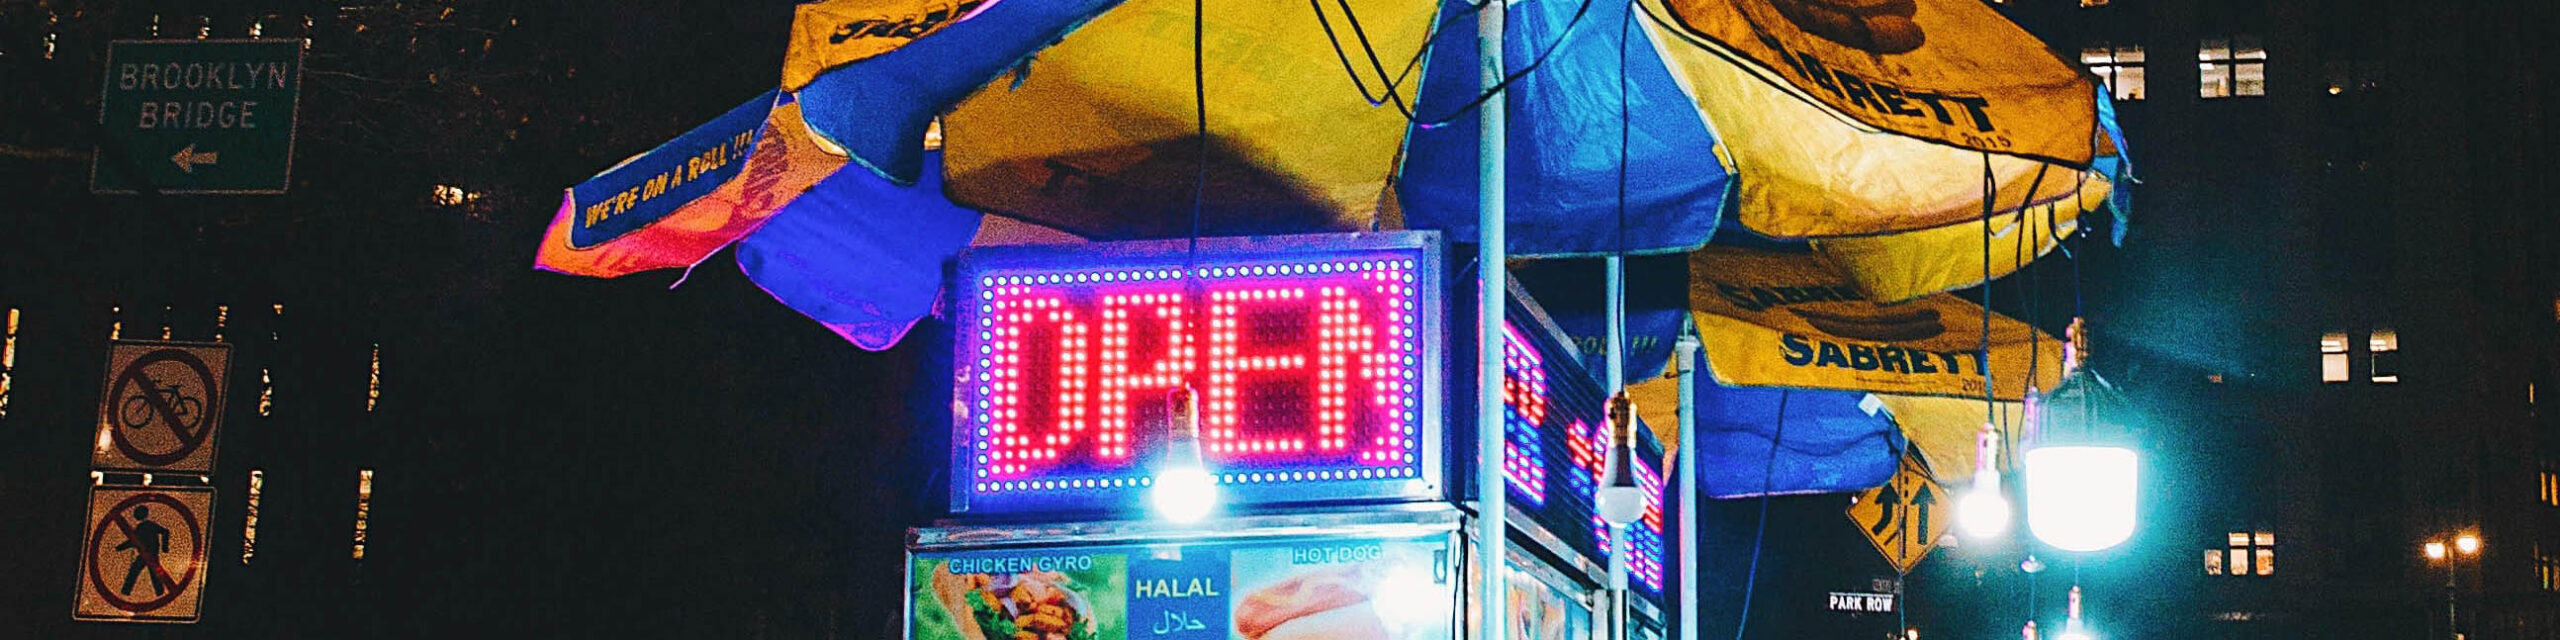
92, 39, 303, 195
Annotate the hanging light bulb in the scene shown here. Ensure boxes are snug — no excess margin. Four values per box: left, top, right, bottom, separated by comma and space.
2025, 319, 2139, 552
1959, 421, 2012, 539
1150, 386, 1218, 523
2055, 586, 2093, 640
1596, 393, 1646, 526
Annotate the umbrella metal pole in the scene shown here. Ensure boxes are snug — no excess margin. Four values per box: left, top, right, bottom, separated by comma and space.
1675, 336, 1700, 640
1475, 2, 1511, 640
1605, 250, 1628, 640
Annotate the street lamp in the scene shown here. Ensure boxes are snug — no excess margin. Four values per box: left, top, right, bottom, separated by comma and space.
2423, 532, 2481, 640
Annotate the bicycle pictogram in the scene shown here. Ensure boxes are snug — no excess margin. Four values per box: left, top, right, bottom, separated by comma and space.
117, 377, 205, 439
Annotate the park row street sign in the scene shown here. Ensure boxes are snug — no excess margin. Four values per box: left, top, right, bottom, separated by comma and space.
92, 39, 303, 195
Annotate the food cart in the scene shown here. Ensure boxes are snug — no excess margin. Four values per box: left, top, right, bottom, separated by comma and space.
903, 231, 1673, 640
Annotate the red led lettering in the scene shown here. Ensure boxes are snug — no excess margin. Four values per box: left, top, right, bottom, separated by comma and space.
983, 293, 1087, 479
966, 259, 1424, 494
1099, 292, 1192, 462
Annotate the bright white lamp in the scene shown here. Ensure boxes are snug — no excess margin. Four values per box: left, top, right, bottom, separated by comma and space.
2024, 446, 2136, 552
2024, 320, 2138, 553
2055, 586, 2094, 640
1959, 422, 2012, 539
1151, 387, 1218, 523
1595, 394, 1647, 526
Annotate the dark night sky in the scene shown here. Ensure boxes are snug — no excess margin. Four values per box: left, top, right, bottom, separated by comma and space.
0, 2, 954, 637
5, 1, 2551, 639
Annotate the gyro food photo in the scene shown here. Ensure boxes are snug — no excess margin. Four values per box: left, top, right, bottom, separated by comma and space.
913, 555, 1127, 640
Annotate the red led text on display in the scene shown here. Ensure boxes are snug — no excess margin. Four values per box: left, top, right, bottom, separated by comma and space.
962, 260, 1427, 494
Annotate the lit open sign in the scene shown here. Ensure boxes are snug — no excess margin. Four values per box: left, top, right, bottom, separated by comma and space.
950, 235, 1443, 513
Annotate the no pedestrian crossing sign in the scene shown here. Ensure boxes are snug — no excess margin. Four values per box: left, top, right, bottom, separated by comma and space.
91, 39, 303, 195
73, 485, 214, 624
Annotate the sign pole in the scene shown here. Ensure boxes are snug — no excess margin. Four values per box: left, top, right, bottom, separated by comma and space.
1675, 335, 1700, 640
1475, 2, 1510, 639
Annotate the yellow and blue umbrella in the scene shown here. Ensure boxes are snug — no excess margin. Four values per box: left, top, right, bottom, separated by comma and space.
536, 0, 2127, 382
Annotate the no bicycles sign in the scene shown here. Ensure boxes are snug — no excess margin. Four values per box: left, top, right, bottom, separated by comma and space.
91, 341, 231, 474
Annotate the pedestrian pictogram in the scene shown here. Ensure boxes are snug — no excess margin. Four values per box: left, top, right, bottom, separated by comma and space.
91, 341, 231, 473
1847, 449, 1946, 574
74, 485, 213, 623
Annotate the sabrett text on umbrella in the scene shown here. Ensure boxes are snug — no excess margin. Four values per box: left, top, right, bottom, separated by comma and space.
828, 1, 984, 43
1780, 333, 1979, 376
1713, 282, 1867, 313
1754, 35, 1998, 134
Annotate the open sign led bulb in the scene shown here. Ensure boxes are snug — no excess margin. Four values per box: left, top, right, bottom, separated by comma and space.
1151, 387, 1218, 523
1595, 393, 1646, 526
1959, 422, 2012, 539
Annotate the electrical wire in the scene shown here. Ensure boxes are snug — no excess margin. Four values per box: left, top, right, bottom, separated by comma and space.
1980, 154, 1996, 426
1309, 0, 1598, 128
1191, 0, 1208, 264
1733, 389, 1788, 640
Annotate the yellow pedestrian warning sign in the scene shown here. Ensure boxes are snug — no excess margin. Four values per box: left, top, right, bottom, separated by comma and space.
1847, 449, 1946, 574
74, 484, 213, 624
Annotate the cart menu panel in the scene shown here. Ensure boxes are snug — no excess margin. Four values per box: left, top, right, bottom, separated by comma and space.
950, 233, 1447, 514
908, 535, 1456, 640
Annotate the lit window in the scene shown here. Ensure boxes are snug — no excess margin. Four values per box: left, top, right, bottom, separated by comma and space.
260, 303, 281, 418
367, 343, 381, 413
2212, 531, 2274, 576
353, 469, 373, 560
2370, 329, 2399, 384
431, 184, 481, 208
2539, 545, 2560, 588
2255, 532, 2275, 575
2201, 36, 2267, 98
2321, 332, 2349, 383
243, 469, 263, 565
2542, 460, 2559, 507
0, 306, 17, 419
2541, 545, 2560, 591
2081, 44, 2145, 101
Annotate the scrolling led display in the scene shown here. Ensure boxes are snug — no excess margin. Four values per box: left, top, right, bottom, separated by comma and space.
951, 234, 1442, 514
1504, 322, 1669, 593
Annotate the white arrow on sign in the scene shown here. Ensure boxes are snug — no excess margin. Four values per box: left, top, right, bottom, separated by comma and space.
171, 144, 221, 173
